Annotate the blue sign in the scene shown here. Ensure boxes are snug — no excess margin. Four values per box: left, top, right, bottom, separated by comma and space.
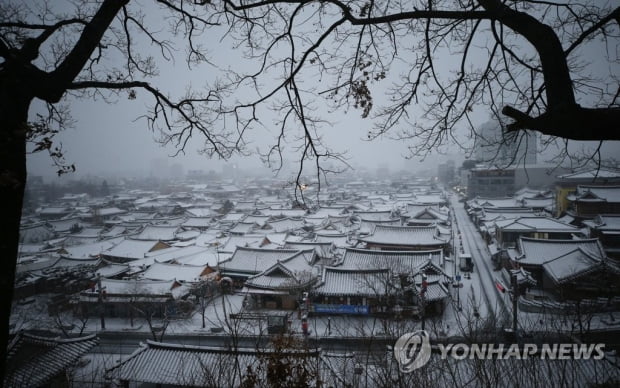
313, 304, 370, 315
456, 274, 461, 281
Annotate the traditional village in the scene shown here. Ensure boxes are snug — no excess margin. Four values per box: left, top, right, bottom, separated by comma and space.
7, 159, 620, 387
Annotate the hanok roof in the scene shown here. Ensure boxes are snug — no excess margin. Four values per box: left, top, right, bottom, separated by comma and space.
219, 247, 314, 277
264, 217, 306, 233
284, 241, 335, 258
515, 237, 606, 266
140, 262, 209, 282
5, 333, 98, 388
359, 225, 446, 247
102, 238, 170, 260
244, 261, 316, 291
106, 340, 321, 387
228, 222, 258, 235
494, 217, 579, 233
353, 210, 395, 221
60, 237, 123, 260
557, 168, 620, 180
134, 225, 181, 241
96, 262, 130, 278
147, 245, 213, 263
411, 194, 446, 206
584, 214, 620, 233
181, 217, 212, 229
19, 222, 56, 244
84, 278, 183, 298
568, 185, 620, 203
315, 267, 392, 297
217, 234, 270, 253
46, 217, 83, 232
542, 250, 606, 284
339, 248, 443, 274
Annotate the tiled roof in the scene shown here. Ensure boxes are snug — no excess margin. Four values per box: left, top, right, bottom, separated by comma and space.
557, 168, 620, 180
542, 250, 603, 284
60, 237, 123, 259
85, 278, 180, 296
265, 217, 306, 233
353, 210, 395, 221
359, 225, 446, 247
245, 261, 317, 290
219, 247, 312, 276
103, 238, 169, 260
5, 333, 98, 388
572, 185, 620, 203
106, 340, 321, 387
339, 248, 443, 274
314, 267, 391, 297
134, 225, 180, 241
495, 217, 578, 232
516, 237, 606, 266
140, 262, 207, 282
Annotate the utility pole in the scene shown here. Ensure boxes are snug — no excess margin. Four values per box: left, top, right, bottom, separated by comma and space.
511, 271, 518, 338
421, 274, 427, 331
97, 275, 106, 330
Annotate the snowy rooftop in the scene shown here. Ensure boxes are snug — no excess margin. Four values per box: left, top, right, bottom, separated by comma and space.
339, 248, 443, 274
516, 237, 606, 266
314, 267, 390, 297
494, 217, 578, 232
103, 238, 170, 260
359, 225, 446, 247
134, 225, 181, 241
140, 262, 209, 282
219, 247, 313, 276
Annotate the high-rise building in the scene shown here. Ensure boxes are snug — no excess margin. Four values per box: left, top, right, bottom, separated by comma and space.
474, 120, 537, 165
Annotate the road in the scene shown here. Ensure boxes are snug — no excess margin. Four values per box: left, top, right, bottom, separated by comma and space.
450, 196, 511, 322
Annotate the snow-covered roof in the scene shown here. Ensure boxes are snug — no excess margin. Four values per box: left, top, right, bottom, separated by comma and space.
339, 248, 443, 274
494, 217, 578, 233
102, 238, 170, 260
516, 237, 606, 266
359, 225, 446, 247
60, 237, 123, 259
557, 168, 620, 180
19, 222, 56, 244
181, 217, 212, 229
314, 267, 390, 297
219, 247, 313, 276
146, 245, 212, 263
140, 262, 208, 282
105, 340, 320, 387
89, 278, 180, 296
569, 185, 620, 203
264, 217, 306, 233
583, 214, 620, 232
228, 222, 257, 234
134, 225, 181, 241
244, 261, 316, 290
96, 263, 130, 278
5, 333, 98, 388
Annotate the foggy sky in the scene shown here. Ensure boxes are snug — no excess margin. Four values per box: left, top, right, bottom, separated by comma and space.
25, 1, 620, 182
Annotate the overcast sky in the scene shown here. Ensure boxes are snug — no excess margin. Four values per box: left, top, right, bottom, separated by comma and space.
24, 1, 620, 182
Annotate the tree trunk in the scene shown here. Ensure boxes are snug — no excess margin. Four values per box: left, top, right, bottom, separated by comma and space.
0, 81, 30, 382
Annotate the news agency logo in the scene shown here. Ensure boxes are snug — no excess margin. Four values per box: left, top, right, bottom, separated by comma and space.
394, 331, 606, 373
393, 330, 432, 372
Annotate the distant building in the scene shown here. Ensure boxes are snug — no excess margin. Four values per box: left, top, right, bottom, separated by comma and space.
467, 167, 515, 199
554, 168, 620, 217
474, 120, 537, 165
437, 160, 455, 184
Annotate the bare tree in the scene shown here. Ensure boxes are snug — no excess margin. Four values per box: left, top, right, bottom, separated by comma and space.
191, 277, 218, 329
3, 0, 619, 379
